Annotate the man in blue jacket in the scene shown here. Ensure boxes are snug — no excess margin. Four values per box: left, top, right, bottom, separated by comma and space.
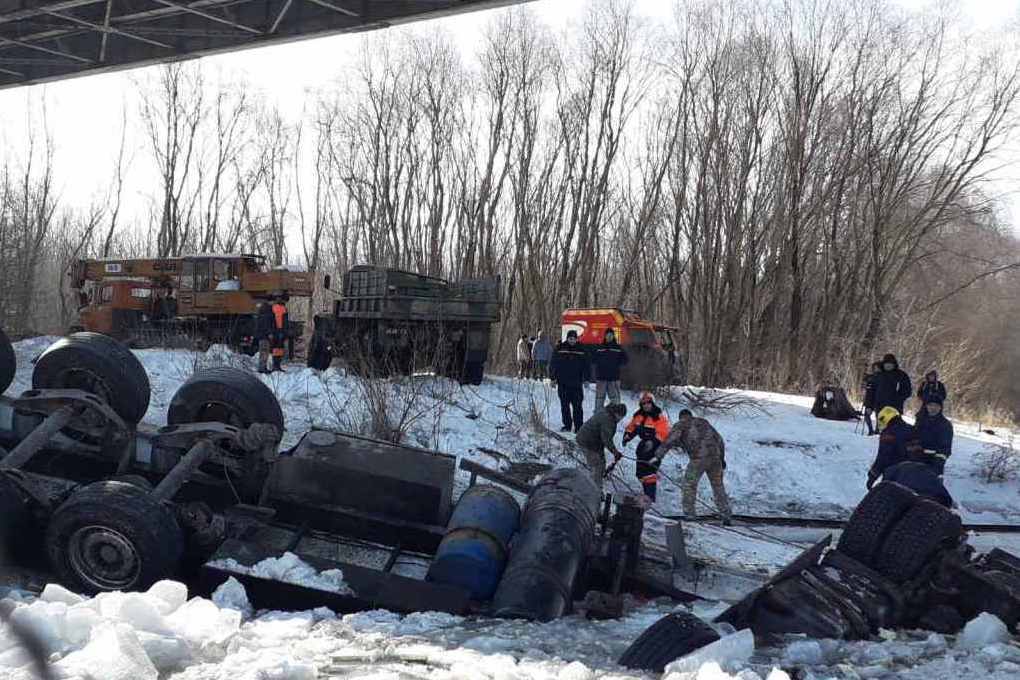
867, 407, 922, 489
593, 329, 628, 409
882, 461, 954, 509
550, 330, 591, 433
917, 393, 953, 475
872, 353, 912, 413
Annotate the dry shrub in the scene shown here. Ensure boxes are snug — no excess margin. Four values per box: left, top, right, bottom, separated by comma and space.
974, 436, 1020, 483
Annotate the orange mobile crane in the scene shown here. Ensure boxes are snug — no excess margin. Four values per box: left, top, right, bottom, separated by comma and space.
69, 254, 318, 353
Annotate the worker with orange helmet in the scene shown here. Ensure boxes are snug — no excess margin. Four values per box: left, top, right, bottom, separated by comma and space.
622, 392, 671, 501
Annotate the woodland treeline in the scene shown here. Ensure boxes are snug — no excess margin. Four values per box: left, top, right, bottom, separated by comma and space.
2, 0, 1020, 420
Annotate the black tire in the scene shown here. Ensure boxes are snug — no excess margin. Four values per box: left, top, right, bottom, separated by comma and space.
874, 500, 963, 583
32, 332, 150, 424
0, 327, 16, 396
46, 481, 183, 594
307, 333, 331, 370
618, 611, 720, 672
168, 366, 284, 436
837, 482, 918, 567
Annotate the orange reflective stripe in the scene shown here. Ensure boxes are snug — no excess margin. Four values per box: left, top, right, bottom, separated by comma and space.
272, 304, 286, 329
640, 473, 658, 484
271, 347, 285, 357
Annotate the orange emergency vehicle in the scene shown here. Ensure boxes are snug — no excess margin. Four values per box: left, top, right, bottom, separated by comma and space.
560, 308, 685, 389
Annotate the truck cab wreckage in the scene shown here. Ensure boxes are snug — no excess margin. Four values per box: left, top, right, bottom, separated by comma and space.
0, 330, 1019, 674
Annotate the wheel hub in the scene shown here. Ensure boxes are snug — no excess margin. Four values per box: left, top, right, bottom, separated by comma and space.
68, 525, 141, 591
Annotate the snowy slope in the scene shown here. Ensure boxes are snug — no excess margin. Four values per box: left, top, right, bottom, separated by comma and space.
4, 339, 1020, 679
8, 337, 1020, 576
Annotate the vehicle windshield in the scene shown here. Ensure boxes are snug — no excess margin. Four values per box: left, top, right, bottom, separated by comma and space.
628, 327, 656, 346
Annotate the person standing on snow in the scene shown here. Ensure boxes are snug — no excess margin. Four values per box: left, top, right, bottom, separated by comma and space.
550, 330, 590, 432
622, 392, 671, 501
660, 409, 732, 525
254, 301, 275, 374
872, 353, 912, 414
270, 296, 289, 372
593, 329, 628, 408
916, 393, 953, 475
915, 370, 947, 422
516, 334, 531, 379
575, 402, 628, 484
867, 406, 922, 489
861, 361, 881, 436
532, 331, 553, 380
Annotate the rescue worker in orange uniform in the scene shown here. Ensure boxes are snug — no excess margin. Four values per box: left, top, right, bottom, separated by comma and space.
622, 392, 671, 501
270, 295, 288, 372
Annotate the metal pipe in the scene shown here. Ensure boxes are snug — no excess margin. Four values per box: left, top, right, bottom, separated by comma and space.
0, 406, 77, 470
152, 440, 215, 501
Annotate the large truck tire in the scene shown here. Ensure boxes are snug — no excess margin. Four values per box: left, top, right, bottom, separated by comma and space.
168, 366, 284, 438
32, 332, 151, 424
837, 482, 918, 568
874, 500, 963, 583
47, 481, 183, 594
0, 327, 14, 396
618, 611, 720, 672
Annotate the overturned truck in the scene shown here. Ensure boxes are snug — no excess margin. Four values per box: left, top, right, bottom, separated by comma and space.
0, 330, 678, 619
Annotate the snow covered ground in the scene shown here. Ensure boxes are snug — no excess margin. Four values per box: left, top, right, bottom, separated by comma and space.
3, 337, 1020, 679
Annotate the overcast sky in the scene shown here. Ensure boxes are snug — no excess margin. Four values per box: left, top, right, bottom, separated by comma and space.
1, 0, 1018, 230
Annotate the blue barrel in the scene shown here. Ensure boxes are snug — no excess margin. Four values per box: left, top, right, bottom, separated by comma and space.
426, 484, 521, 600
491, 468, 601, 621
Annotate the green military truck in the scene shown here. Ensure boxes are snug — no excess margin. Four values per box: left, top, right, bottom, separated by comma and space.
306, 266, 502, 384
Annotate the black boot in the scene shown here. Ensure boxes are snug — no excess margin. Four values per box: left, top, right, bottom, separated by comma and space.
560, 425, 572, 433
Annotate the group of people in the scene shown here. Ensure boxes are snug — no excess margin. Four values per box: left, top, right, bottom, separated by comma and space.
536, 329, 727, 521
573, 394, 733, 524
547, 329, 630, 432
860, 354, 955, 507
254, 296, 289, 373
516, 332, 553, 380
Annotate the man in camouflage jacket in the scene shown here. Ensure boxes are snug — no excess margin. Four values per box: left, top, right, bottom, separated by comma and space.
660, 409, 732, 524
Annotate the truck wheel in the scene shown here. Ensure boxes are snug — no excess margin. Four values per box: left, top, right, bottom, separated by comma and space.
32, 332, 151, 424
0, 327, 14, 396
837, 481, 918, 568
307, 334, 332, 370
47, 481, 183, 594
617, 611, 720, 672
168, 366, 284, 436
874, 500, 963, 583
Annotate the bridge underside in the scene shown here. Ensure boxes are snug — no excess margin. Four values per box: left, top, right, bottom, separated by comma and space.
0, 0, 526, 89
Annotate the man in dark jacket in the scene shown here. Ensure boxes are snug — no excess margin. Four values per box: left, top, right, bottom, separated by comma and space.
593, 329, 628, 408
575, 403, 627, 484
254, 301, 275, 374
867, 407, 922, 489
917, 393, 953, 475
916, 370, 948, 422
882, 462, 954, 509
810, 384, 858, 421
872, 353, 912, 413
550, 330, 591, 432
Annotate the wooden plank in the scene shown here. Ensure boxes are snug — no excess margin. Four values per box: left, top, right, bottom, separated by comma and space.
458, 458, 533, 495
